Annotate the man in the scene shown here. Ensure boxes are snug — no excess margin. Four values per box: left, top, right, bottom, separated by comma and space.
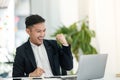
12, 14, 73, 77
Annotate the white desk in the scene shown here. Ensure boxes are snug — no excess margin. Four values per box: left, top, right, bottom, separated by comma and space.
1, 75, 120, 80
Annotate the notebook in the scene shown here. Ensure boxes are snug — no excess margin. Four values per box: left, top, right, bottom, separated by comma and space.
77, 54, 108, 80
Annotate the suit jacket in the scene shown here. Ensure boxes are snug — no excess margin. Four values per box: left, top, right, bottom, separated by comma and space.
12, 39, 73, 77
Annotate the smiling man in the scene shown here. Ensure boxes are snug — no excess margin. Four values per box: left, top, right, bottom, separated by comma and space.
12, 14, 73, 77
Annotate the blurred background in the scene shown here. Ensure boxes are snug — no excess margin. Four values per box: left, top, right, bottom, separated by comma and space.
0, 0, 120, 79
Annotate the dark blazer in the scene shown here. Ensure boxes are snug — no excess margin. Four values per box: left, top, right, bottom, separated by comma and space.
12, 39, 73, 77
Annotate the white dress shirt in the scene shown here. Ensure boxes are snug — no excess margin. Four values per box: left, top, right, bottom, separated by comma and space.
30, 42, 53, 77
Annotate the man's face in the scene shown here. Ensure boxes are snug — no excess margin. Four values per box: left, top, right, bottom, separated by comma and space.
26, 22, 46, 46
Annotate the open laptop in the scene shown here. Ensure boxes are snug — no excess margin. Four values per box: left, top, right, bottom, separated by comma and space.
77, 54, 108, 80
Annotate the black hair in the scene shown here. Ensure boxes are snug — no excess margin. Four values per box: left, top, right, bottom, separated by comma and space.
25, 14, 45, 28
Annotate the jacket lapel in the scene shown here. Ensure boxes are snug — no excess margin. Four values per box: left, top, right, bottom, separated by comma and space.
25, 40, 37, 69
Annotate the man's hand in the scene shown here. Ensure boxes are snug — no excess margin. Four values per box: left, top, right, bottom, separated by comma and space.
29, 67, 45, 77
56, 34, 69, 46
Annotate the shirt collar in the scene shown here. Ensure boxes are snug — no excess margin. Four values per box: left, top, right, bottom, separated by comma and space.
30, 41, 43, 48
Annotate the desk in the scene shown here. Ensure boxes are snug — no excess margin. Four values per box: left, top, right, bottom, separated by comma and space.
0, 75, 77, 80
1, 75, 120, 80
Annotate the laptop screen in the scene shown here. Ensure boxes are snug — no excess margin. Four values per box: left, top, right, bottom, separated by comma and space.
77, 54, 108, 80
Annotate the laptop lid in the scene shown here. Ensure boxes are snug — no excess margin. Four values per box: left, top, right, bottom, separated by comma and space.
77, 54, 108, 80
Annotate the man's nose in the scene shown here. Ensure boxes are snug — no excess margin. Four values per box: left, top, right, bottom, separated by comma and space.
40, 32, 45, 36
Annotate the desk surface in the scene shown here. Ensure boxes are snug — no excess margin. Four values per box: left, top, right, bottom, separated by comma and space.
0, 75, 77, 80
0, 75, 120, 80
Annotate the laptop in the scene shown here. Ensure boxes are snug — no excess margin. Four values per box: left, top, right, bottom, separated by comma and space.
77, 54, 108, 80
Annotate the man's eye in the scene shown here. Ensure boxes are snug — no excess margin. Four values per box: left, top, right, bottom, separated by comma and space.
37, 31, 41, 32
43, 30, 46, 32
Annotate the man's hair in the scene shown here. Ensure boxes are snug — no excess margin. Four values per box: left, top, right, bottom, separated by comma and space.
25, 14, 45, 28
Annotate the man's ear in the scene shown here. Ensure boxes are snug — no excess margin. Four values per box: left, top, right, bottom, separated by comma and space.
26, 28, 30, 35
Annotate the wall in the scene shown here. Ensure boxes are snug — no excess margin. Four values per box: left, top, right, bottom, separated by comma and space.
89, 0, 120, 78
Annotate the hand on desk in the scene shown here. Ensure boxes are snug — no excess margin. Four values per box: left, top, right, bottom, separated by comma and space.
29, 67, 45, 77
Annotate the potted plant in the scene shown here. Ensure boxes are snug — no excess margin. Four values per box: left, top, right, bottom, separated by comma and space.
51, 19, 97, 61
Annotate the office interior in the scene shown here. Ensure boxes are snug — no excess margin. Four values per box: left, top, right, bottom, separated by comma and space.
0, 0, 120, 79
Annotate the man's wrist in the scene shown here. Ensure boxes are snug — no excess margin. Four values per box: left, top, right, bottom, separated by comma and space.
29, 73, 32, 77
62, 43, 69, 46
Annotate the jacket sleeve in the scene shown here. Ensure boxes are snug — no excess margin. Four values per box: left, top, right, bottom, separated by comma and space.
12, 48, 26, 77
58, 45, 73, 70
49, 40, 73, 70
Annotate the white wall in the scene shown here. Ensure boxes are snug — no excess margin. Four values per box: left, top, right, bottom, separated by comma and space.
78, 0, 89, 19
89, 0, 120, 77
115, 0, 120, 72
60, 0, 79, 26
